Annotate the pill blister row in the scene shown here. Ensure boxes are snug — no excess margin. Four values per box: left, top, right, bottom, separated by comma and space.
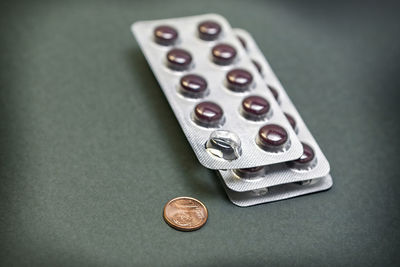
221, 174, 333, 207
132, 14, 303, 170
216, 29, 331, 192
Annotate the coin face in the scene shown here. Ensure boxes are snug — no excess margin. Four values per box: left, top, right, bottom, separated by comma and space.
163, 197, 208, 231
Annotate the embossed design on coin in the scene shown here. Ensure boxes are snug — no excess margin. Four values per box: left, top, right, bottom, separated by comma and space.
163, 197, 208, 231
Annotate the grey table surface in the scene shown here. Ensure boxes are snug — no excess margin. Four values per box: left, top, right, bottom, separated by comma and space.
1, 0, 399, 266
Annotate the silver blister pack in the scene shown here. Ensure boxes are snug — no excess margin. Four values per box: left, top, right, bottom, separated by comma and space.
221, 174, 333, 207
216, 29, 331, 191
132, 14, 303, 170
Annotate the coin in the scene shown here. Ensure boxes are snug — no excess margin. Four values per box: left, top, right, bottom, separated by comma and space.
163, 197, 208, 231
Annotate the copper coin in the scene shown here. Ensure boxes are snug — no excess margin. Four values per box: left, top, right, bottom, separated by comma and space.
163, 197, 208, 231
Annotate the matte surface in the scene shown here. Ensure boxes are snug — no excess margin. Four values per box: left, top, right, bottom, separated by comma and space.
1, 0, 399, 266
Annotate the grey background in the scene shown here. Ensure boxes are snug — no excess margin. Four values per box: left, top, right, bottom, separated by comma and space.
1, 0, 399, 266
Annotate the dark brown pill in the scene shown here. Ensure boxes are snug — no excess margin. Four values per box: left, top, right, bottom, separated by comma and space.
237, 35, 247, 49
194, 101, 223, 125
198, 21, 221, 41
166, 48, 192, 71
180, 74, 207, 95
252, 60, 262, 74
284, 113, 297, 131
212, 44, 237, 65
153, 25, 178, 45
226, 69, 253, 91
242, 96, 270, 117
295, 143, 315, 164
233, 166, 264, 178
268, 85, 279, 101
258, 124, 288, 147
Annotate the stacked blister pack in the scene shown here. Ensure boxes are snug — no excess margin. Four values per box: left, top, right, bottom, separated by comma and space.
132, 14, 332, 207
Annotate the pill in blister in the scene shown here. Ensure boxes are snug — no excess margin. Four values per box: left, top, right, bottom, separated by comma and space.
284, 112, 297, 133
252, 59, 262, 74
226, 69, 253, 92
192, 101, 224, 127
237, 35, 247, 49
205, 130, 241, 160
288, 142, 317, 170
166, 48, 193, 71
154, 25, 178, 45
233, 166, 265, 179
257, 124, 289, 152
198, 21, 221, 41
211, 44, 237, 65
240, 95, 271, 121
179, 74, 208, 98
267, 85, 280, 103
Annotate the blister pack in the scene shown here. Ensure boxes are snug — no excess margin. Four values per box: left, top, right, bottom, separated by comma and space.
132, 14, 303, 170
221, 174, 333, 207
215, 29, 331, 192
